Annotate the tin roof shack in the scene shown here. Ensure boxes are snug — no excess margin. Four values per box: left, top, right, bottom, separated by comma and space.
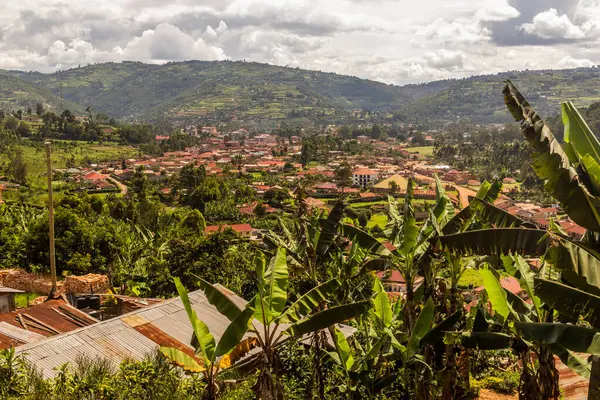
18, 285, 353, 378
0, 287, 23, 313
0, 299, 98, 349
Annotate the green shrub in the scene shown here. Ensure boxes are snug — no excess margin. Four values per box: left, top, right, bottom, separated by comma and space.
471, 370, 519, 395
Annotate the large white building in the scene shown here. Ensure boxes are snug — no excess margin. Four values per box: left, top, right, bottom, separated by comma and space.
353, 168, 379, 188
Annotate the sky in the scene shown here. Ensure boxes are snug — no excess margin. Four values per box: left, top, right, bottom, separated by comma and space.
0, 0, 599, 85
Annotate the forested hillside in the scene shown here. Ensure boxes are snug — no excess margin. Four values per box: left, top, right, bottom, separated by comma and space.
3, 61, 412, 121
400, 67, 600, 123
1, 61, 600, 123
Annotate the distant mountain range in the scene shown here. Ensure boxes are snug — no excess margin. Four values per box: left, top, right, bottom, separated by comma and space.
1, 61, 599, 124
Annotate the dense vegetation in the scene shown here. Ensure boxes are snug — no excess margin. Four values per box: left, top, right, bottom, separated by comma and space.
5, 81, 600, 400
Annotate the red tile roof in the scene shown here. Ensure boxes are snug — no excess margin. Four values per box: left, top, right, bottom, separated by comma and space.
83, 171, 107, 181
353, 169, 378, 175
475, 276, 523, 296
205, 224, 254, 234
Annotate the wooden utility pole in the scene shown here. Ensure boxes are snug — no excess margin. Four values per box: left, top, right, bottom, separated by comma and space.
45, 141, 57, 298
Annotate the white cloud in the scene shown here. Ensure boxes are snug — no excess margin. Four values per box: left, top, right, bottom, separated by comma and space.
556, 56, 596, 68
520, 8, 586, 39
475, 1, 520, 22
0, 0, 597, 84
123, 22, 226, 61
424, 50, 466, 70
416, 18, 491, 44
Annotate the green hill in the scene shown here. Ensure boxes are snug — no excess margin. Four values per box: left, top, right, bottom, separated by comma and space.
4, 61, 412, 121
1, 61, 600, 124
0, 73, 84, 115
399, 68, 600, 123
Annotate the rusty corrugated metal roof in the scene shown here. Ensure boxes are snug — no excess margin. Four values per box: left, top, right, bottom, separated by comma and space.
134, 322, 198, 360
0, 331, 24, 348
17, 288, 235, 378
0, 321, 45, 345
0, 299, 97, 342
17, 285, 356, 378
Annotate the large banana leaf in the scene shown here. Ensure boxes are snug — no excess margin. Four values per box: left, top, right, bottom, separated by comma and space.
469, 198, 529, 229
195, 276, 242, 321
174, 277, 216, 362
503, 255, 541, 316
534, 278, 600, 330
214, 307, 254, 358
286, 301, 371, 338
408, 297, 435, 355
441, 206, 473, 235
544, 236, 600, 295
159, 347, 204, 373
477, 180, 503, 204
461, 332, 511, 350
414, 176, 456, 256
562, 101, 600, 167
316, 200, 345, 257
548, 343, 591, 379
421, 310, 463, 346
259, 248, 289, 323
505, 289, 532, 318
515, 322, 600, 355
442, 184, 519, 235
581, 154, 600, 194
278, 278, 341, 324
434, 174, 456, 226
480, 264, 511, 323
218, 337, 259, 369
503, 81, 600, 231
473, 307, 489, 332
372, 277, 393, 327
332, 327, 355, 371
342, 224, 391, 256
385, 195, 402, 241
437, 228, 548, 256
401, 179, 418, 257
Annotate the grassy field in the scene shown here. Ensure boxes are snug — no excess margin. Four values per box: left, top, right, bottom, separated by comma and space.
15, 293, 42, 308
405, 146, 434, 156
349, 200, 388, 208
1, 140, 137, 205
1, 140, 138, 189
368, 214, 388, 229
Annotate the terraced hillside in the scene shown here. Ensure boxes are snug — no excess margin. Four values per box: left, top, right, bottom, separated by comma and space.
0, 74, 84, 115
400, 68, 600, 123
4, 61, 412, 121
1, 61, 600, 123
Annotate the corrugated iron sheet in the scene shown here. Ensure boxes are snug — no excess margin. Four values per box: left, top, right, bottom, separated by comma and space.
0, 332, 24, 348
134, 322, 198, 360
0, 321, 45, 345
0, 300, 97, 344
16, 289, 234, 378
17, 286, 356, 378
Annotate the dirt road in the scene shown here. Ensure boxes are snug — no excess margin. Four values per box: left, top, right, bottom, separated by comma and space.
107, 177, 128, 195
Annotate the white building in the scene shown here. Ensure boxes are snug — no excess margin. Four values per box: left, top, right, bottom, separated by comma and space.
353, 168, 379, 188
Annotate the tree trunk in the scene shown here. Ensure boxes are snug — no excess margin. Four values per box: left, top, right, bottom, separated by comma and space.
589, 356, 600, 400
537, 345, 559, 400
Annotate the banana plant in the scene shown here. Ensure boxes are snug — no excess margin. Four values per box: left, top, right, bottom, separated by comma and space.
325, 278, 404, 398
504, 81, 600, 396
264, 200, 346, 287
327, 276, 443, 399
159, 277, 255, 400
248, 248, 371, 399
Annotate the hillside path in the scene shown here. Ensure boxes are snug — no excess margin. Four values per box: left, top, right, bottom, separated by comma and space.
107, 177, 128, 195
